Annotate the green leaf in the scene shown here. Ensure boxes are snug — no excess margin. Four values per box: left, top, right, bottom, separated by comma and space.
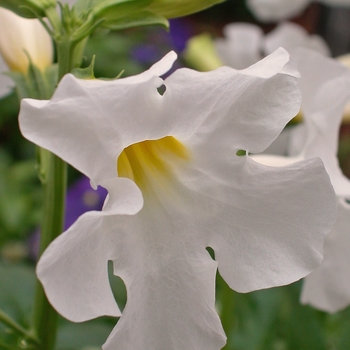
102, 10, 168, 30
146, 0, 226, 18
0, 0, 56, 18
74, 0, 168, 31
74, 0, 226, 21
74, 0, 151, 15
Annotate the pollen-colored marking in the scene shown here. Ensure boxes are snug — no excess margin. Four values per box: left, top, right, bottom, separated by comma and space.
117, 136, 189, 194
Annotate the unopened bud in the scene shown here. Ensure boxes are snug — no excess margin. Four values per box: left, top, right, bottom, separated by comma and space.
0, 7, 53, 73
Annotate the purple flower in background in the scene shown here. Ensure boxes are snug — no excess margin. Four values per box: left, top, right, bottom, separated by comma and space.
28, 176, 107, 260
64, 176, 107, 230
131, 44, 161, 67
168, 18, 193, 52
131, 18, 193, 71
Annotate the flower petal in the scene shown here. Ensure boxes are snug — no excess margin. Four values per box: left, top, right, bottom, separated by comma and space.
166, 48, 301, 158
301, 198, 350, 313
291, 48, 350, 196
19, 51, 177, 187
105, 212, 226, 349
264, 22, 330, 56
45, 173, 227, 348
247, 0, 309, 22
214, 23, 263, 69
37, 213, 121, 321
37, 177, 143, 322
205, 156, 336, 292
263, 125, 296, 155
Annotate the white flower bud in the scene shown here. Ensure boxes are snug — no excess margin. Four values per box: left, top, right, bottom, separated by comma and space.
0, 7, 53, 73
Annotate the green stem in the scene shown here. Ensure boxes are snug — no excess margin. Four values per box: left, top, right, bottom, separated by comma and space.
29, 7, 89, 349
56, 37, 89, 80
31, 152, 67, 350
0, 309, 36, 341
57, 40, 75, 80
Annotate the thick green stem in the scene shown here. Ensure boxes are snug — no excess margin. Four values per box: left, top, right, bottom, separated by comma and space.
29, 7, 89, 348
57, 40, 75, 80
31, 151, 67, 350
56, 38, 89, 80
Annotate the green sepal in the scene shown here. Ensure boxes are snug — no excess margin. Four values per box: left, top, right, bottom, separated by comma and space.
0, 0, 56, 18
71, 57, 125, 81
73, 0, 225, 21
146, 0, 226, 18
71, 56, 96, 79
7, 63, 58, 101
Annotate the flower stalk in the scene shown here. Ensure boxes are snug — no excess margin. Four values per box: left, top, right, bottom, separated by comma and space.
31, 151, 67, 350
29, 7, 90, 350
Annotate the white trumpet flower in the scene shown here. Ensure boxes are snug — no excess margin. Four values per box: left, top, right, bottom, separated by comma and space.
19, 49, 336, 349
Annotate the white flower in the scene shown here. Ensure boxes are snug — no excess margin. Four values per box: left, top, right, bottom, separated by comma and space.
0, 7, 53, 97
215, 22, 329, 70
253, 48, 350, 313
264, 22, 330, 56
302, 197, 350, 313
19, 49, 337, 349
214, 23, 264, 69
247, 0, 350, 22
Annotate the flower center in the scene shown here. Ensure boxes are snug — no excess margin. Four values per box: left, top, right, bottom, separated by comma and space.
117, 136, 190, 195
